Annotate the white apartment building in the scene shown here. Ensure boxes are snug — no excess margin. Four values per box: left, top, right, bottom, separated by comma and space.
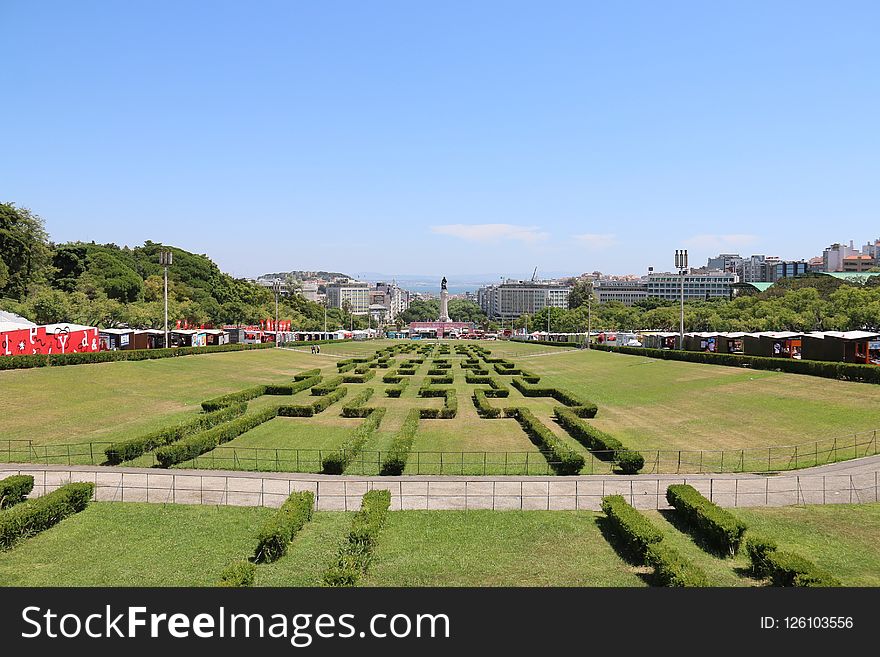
478, 280, 571, 320
646, 271, 737, 300
326, 281, 371, 315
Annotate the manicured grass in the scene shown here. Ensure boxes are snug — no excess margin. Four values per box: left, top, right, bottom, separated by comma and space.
359, 510, 645, 586
5, 339, 880, 472
2, 501, 877, 586
0, 502, 270, 586
733, 503, 880, 586
255, 512, 354, 586
0, 347, 336, 448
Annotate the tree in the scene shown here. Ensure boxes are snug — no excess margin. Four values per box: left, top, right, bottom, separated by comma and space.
447, 298, 487, 323
568, 279, 594, 309
0, 203, 52, 300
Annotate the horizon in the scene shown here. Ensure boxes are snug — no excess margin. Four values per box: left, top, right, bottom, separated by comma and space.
3, 1, 878, 278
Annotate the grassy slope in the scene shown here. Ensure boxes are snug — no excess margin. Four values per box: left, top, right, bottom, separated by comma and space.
4, 339, 880, 458
359, 510, 645, 587
733, 504, 880, 586
2, 502, 878, 586
0, 502, 270, 586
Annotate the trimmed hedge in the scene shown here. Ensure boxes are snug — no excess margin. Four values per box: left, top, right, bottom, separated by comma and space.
0, 342, 276, 371
745, 534, 841, 586
600, 495, 662, 559
253, 491, 315, 563
553, 407, 644, 472
312, 375, 345, 395
511, 378, 597, 416
745, 534, 778, 577
666, 484, 747, 555
506, 407, 584, 474
0, 475, 34, 509
105, 403, 248, 464
590, 343, 880, 385
218, 560, 256, 587
343, 368, 376, 384
380, 409, 420, 475
293, 368, 321, 381
766, 550, 841, 587
323, 490, 391, 586
645, 541, 710, 587
418, 387, 458, 419
384, 380, 408, 397
0, 482, 94, 550
278, 386, 348, 417
201, 385, 268, 412
321, 408, 387, 474
493, 363, 521, 375
472, 389, 501, 418
428, 375, 454, 384
155, 406, 280, 467
341, 388, 376, 418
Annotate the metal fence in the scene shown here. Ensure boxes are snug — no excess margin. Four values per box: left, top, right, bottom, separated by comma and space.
2, 466, 878, 511
4, 429, 878, 476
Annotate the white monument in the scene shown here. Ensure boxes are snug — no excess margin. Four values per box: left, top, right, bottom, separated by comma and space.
438, 276, 451, 322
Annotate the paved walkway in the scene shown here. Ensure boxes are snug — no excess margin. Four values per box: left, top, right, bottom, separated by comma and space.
3, 456, 878, 511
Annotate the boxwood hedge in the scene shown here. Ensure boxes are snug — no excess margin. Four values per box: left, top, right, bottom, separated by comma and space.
506, 407, 584, 475
600, 495, 663, 559
218, 560, 256, 587
0, 475, 34, 509
666, 484, 747, 555
380, 409, 420, 475
341, 388, 376, 418
323, 490, 391, 586
645, 541, 710, 587
321, 408, 387, 474
0, 482, 94, 550
105, 402, 248, 464
254, 490, 315, 563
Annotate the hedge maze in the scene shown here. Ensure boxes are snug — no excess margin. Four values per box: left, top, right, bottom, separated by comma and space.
92, 340, 646, 476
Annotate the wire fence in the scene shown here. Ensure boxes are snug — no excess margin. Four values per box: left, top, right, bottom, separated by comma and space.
3, 429, 878, 476
2, 466, 878, 511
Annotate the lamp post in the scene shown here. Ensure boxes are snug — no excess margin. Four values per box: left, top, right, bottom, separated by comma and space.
160, 250, 173, 348
675, 249, 688, 349
272, 280, 282, 344
586, 282, 592, 349
323, 299, 327, 336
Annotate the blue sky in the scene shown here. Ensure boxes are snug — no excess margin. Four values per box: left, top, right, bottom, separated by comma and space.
2, 1, 878, 279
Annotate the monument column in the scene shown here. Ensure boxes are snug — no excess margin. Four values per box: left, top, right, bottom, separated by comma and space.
439, 276, 450, 322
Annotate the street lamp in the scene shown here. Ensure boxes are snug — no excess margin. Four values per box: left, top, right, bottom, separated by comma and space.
160, 250, 173, 348
675, 249, 688, 349
586, 281, 593, 349
272, 279, 282, 344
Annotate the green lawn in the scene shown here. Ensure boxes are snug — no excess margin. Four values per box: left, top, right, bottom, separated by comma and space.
733, 504, 880, 586
2, 501, 878, 587
4, 339, 880, 472
359, 510, 645, 586
0, 502, 270, 586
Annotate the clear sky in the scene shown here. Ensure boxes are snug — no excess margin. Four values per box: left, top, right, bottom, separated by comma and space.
2, 1, 878, 279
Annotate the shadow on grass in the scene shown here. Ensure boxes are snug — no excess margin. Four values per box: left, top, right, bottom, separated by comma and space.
594, 515, 653, 586
657, 509, 731, 559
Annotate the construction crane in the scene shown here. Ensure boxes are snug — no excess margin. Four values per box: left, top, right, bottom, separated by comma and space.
531, 266, 538, 282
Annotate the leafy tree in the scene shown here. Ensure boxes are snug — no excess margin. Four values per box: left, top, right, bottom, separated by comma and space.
0, 203, 52, 299
447, 298, 487, 323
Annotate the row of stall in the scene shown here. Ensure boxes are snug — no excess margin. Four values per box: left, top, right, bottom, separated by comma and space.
641, 330, 880, 364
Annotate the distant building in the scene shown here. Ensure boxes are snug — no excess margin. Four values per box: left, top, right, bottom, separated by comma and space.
594, 279, 648, 305
843, 255, 876, 272
645, 270, 738, 301
822, 242, 858, 272
326, 281, 371, 315
300, 280, 319, 302
770, 260, 810, 281
477, 280, 571, 320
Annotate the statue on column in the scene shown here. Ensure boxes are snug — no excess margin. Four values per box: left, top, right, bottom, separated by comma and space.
439, 276, 450, 322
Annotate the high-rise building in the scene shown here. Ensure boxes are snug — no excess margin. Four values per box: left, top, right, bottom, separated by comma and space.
477, 280, 571, 320
645, 270, 738, 301
326, 281, 371, 315
822, 242, 858, 272
593, 279, 648, 305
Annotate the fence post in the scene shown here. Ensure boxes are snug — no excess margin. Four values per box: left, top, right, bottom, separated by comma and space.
90, 442, 94, 465
735, 478, 738, 507
710, 478, 713, 502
